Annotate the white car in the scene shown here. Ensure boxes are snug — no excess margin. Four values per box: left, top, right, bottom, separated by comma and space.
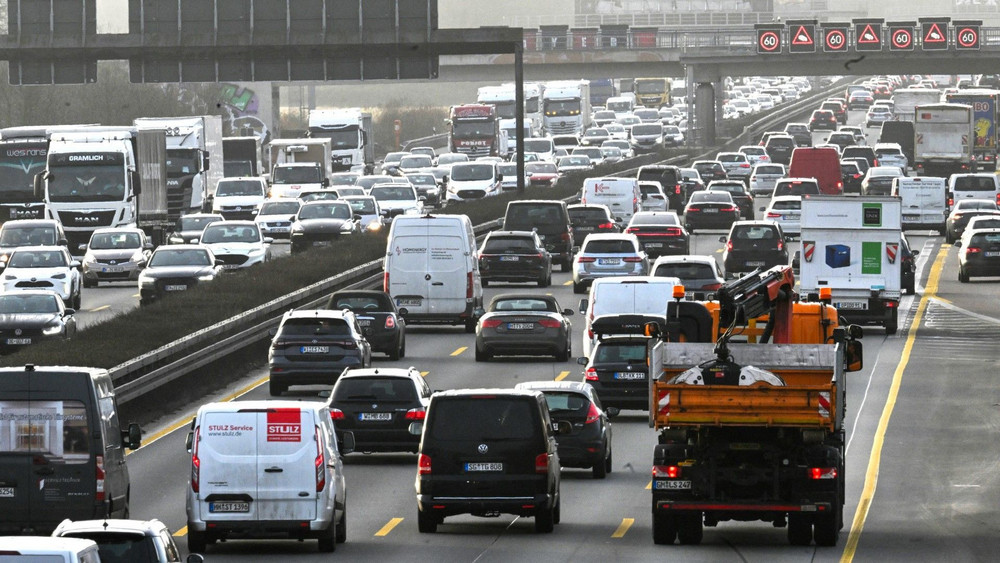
749, 163, 787, 196
212, 176, 267, 221
369, 183, 423, 217
52, 518, 200, 563
601, 139, 634, 158
2, 246, 82, 308
604, 123, 629, 141
639, 182, 669, 211
738, 145, 770, 166
764, 195, 803, 236
874, 142, 908, 170
254, 199, 301, 240
198, 220, 272, 269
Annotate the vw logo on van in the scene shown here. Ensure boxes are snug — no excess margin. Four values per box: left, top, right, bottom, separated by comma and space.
478, 444, 489, 454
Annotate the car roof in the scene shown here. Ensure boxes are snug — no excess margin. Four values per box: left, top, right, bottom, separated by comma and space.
54, 518, 167, 536
514, 380, 594, 395
769, 195, 803, 203
1, 219, 61, 228
431, 388, 543, 400
91, 227, 144, 235
487, 230, 536, 238
9, 245, 66, 253
582, 233, 639, 242
197, 399, 327, 414
651, 254, 717, 266
204, 219, 257, 228
337, 367, 420, 380
0, 536, 98, 550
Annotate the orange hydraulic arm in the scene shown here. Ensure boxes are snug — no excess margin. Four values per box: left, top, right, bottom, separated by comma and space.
715, 266, 796, 344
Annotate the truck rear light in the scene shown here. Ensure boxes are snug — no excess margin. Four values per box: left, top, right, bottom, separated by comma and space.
675, 184, 682, 194
95, 454, 106, 502
467, 271, 474, 299
315, 426, 326, 492
418, 454, 432, 475
535, 453, 550, 474
190, 428, 200, 493
585, 402, 601, 424
385, 315, 395, 329
481, 319, 503, 328
538, 319, 562, 328
405, 408, 426, 420
585, 367, 598, 381
330, 408, 345, 421
809, 467, 838, 480
653, 465, 681, 479
885, 301, 897, 308
383, 271, 389, 292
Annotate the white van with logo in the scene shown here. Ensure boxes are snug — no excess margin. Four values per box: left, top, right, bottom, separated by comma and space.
384, 214, 483, 332
185, 401, 353, 553
948, 172, 1000, 207
892, 176, 947, 234
579, 276, 680, 358
581, 177, 641, 224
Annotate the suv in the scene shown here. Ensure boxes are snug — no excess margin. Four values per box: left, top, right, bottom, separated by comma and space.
0, 219, 69, 271
268, 309, 373, 396
720, 220, 789, 278
773, 177, 821, 197
809, 109, 838, 131
53, 518, 197, 563
764, 134, 797, 165
478, 230, 552, 287
327, 367, 431, 453
636, 165, 684, 211
414, 389, 564, 533
502, 201, 574, 271
568, 204, 618, 246
579, 334, 650, 412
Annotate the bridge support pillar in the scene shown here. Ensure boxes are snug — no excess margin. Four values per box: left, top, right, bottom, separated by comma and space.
696, 82, 716, 146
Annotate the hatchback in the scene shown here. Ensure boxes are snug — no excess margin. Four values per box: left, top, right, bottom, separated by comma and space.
268, 309, 372, 395
568, 204, 619, 246
572, 234, 648, 293
773, 177, 821, 197
52, 518, 195, 563
873, 142, 907, 170
763, 195, 803, 236
783, 122, 812, 147
198, 220, 272, 269
865, 106, 893, 128
739, 145, 770, 166
475, 293, 574, 361
639, 182, 669, 212
809, 109, 838, 131
137, 245, 219, 306
2, 246, 82, 308
81, 228, 152, 287
861, 166, 905, 196
715, 152, 753, 184
764, 134, 797, 165
720, 221, 789, 278
946, 199, 1000, 243
678, 168, 705, 201
624, 211, 690, 257
683, 191, 741, 232
328, 367, 430, 453
650, 254, 724, 294
0, 290, 76, 354
958, 228, 1000, 282
579, 335, 650, 412
254, 199, 300, 239
749, 163, 786, 196
825, 132, 856, 152
707, 180, 754, 219
841, 161, 864, 194
478, 230, 552, 287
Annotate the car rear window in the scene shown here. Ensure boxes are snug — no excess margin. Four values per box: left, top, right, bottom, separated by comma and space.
875, 147, 902, 156
484, 237, 536, 254
594, 343, 647, 363
492, 297, 556, 312
709, 183, 744, 194
775, 180, 819, 195
767, 138, 795, 148
0, 400, 91, 463
60, 533, 158, 563
717, 154, 744, 162
333, 378, 417, 403
430, 398, 537, 441
506, 204, 565, 227
279, 317, 351, 336
569, 208, 609, 223
638, 168, 679, 184
640, 184, 662, 195
584, 239, 636, 254
631, 213, 679, 226
771, 199, 801, 210
756, 165, 784, 175
541, 392, 590, 416
954, 176, 998, 191
970, 233, 1000, 246
654, 262, 717, 280
733, 225, 780, 240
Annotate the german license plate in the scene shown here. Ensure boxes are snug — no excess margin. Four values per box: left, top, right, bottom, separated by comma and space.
986, 251, 1000, 257
313, 240, 331, 247
359, 412, 392, 421
221, 264, 240, 270
614, 372, 646, 380
101, 266, 124, 273
397, 298, 422, 307
500, 255, 520, 261
746, 261, 765, 267
645, 242, 663, 248
507, 323, 534, 330
704, 208, 718, 213
300, 345, 329, 354
5, 338, 30, 345
654, 480, 692, 490
164, 284, 187, 291
835, 300, 868, 310
209, 501, 250, 513
0, 487, 14, 497
358, 319, 372, 327
465, 463, 503, 472
903, 214, 919, 221
598, 258, 621, 265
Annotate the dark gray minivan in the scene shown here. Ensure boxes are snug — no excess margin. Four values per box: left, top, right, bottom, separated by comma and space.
413, 389, 565, 534
0, 365, 141, 534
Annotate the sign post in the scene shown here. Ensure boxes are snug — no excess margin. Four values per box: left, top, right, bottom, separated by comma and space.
755, 25, 783, 55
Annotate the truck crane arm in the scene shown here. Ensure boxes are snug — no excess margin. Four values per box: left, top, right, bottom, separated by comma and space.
715, 265, 796, 344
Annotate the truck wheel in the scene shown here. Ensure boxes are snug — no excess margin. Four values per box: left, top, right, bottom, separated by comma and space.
535, 504, 555, 533
885, 308, 898, 335
787, 513, 812, 546
946, 231, 954, 244
83, 278, 96, 289
475, 345, 490, 362
573, 281, 586, 294
905, 278, 915, 295
652, 512, 677, 545
813, 504, 840, 546
417, 509, 438, 533
389, 339, 401, 361
188, 529, 208, 553
676, 512, 703, 545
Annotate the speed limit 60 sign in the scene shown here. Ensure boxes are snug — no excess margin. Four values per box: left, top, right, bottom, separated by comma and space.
822, 24, 849, 53
955, 21, 981, 50
756, 25, 783, 54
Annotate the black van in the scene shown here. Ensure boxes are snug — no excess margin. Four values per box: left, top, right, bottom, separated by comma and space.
636, 165, 684, 210
878, 121, 915, 168
0, 365, 141, 534
502, 201, 574, 271
413, 389, 565, 534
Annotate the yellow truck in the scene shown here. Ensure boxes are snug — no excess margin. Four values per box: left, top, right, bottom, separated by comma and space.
633, 78, 671, 108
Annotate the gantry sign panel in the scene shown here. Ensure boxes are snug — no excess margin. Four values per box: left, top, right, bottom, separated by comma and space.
6, 0, 99, 84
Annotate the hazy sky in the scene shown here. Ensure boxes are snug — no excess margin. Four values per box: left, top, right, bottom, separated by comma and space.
96, 0, 128, 33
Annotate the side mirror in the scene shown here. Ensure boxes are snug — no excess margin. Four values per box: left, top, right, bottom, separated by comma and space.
911, 249, 919, 256
70, 260, 81, 269
408, 422, 424, 436
845, 339, 864, 372
579, 298, 587, 313
718, 235, 727, 243
33, 171, 46, 199
263, 237, 274, 244
58, 238, 68, 247
340, 431, 355, 455
353, 214, 362, 221
124, 423, 142, 450
497, 173, 504, 181
555, 420, 573, 435
563, 308, 574, 316
577, 357, 588, 365
268, 327, 277, 337
63, 308, 76, 316
953, 241, 961, 248
185, 431, 193, 452
201, 150, 210, 171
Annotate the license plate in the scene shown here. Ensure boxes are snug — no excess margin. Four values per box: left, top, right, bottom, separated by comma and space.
465, 462, 503, 472
221, 264, 240, 270
209, 501, 250, 513
358, 319, 372, 326
5, 338, 30, 345
645, 242, 663, 247
0, 487, 14, 497
300, 345, 329, 354
835, 301, 868, 310
598, 258, 621, 265
703, 208, 718, 213
397, 298, 422, 307
500, 255, 520, 261
507, 323, 534, 330
654, 480, 692, 490
101, 266, 124, 273
903, 214, 919, 221
746, 261, 765, 267
359, 412, 392, 421
164, 284, 187, 291
313, 240, 331, 247
986, 251, 1000, 257
614, 372, 646, 380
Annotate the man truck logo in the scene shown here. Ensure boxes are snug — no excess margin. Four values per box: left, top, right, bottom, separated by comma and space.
266, 409, 301, 442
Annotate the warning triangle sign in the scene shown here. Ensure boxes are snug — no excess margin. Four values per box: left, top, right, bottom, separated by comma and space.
791, 26, 814, 45
858, 24, 880, 44
924, 22, 946, 43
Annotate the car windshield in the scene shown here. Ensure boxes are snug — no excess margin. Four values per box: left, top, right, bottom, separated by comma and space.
558, 156, 590, 166
583, 239, 636, 254
709, 183, 744, 194
632, 125, 662, 136
298, 203, 353, 220
0, 227, 56, 246
450, 164, 494, 181
484, 237, 537, 254
333, 378, 417, 402
370, 187, 415, 201
570, 207, 609, 222
258, 201, 300, 216
149, 249, 211, 267
0, 293, 59, 313
345, 198, 377, 214
216, 180, 264, 197
399, 155, 433, 168
490, 297, 557, 312
383, 152, 408, 164
436, 153, 468, 165
594, 342, 647, 363
200, 224, 261, 244
177, 216, 222, 231
7, 250, 67, 268
89, 231, 141, 250
584, 129, 609, 138
280, 317, 352, 336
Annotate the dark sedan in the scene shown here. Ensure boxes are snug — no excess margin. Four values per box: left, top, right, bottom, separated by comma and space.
290, 200, 357, 253
478, 231, 552, 287
841, 161, 864, 194
624, 211, 690, 257
0, 290, 76, 354
515, 381, 613, 479
137, 245, 220, 306
707, 180, 754, 219
475, 294, 574, 362
691, 160, 727, 183
328, 367, 430, 453
327, 289, 406, 360
568, 204, 619, 247
682, 191, 741, 232
809, 109, 838, 131
946, 200, 1000, 243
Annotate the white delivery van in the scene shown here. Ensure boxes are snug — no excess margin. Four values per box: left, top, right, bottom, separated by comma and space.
892, 176, 947, 234
579, 276, 680, 357
185, 400, 352, 553
947, 172, 1000, 207
0, 537, 101, 562
581, 177, 642, 224
384, 214, 483, 332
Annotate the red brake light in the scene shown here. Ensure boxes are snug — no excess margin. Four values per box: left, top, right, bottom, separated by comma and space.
966, 246, 981, 254
653, 465, 681, 479
385, 315, 395, 329
675, 184, 682, 194
810, 467, 838, 480
853, 173, 861, 179
873, 159, 879, 166
538, 319, 561, 328
766, 211, 781, 218
535, 452, 550, 474
686, 206, 701, 212
481, 319, 503, 328
190, 427, 200, 493
722, 206, 738, 213
726, 240, 733, 251
330, 408, 345, 421
467, 271, 474, 299
585, 402, 601, 424
418, 454, 432, 475
578, 256, 597, 263
585, 366, 598, 381
623, 256, 643, 263
625, 227, 638, 234
95, 454, 106, 502
405, 408, 426, 420
777, 240, 784, 251
598, 222, 615, 229
315, 426, 326, 492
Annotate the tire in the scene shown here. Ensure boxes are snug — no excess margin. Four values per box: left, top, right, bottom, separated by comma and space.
787, 513, 813, 546
946, 231, 954, 244
885, 319, 898, 336
417, 509, 438, 533
535, 504, 555, 533
188, 529, 208, 554
538, 273, 550, 288
652, 512, 677, 545
813, 504, 840, 547
269, 380, 286, 397
573, 281, 586, 294
676, 511, 703, 545
959, 267, 970, 283
317, 519, 336, 552
905, 278, 915, 295
592, 448, 608, 479
557, 339, 571, 362
72, 290, 81, 311
83, 278, 96, 289
475, 345, 490, 362
336, 508, 347, 543
399, 337, 406, 359
553, 497, 561, 524
464, 317, 476, 333
605, 447, 613, 474
560, 257, 572, 272
388, 339, 401, 361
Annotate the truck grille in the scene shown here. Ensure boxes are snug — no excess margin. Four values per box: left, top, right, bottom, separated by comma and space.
546, 121, 579, 135
214, 254, 250, 266
219, 207, 256, 221
166, 177, 193, 221
57, 209, 116, 228
454, 146, 492, 158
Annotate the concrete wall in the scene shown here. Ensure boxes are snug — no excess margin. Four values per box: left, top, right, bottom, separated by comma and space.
439, 0, 576, 27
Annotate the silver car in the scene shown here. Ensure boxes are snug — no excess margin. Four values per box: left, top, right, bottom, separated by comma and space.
874, 142, 908, 170
749, 163, 787, 196
572, 233, 648, 293
81, 228, 152, 287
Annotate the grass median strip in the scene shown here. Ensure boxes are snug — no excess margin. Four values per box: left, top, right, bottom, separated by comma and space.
375, 517, 404, 537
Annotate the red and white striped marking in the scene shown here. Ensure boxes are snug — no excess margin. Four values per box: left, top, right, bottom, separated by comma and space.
886, 242, 898, 264
658, 390, 670, 416
803, 241, 815, 263
818, 391, 831, 418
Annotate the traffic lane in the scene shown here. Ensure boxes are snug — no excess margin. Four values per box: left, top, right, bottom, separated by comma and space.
76, 283, 140, 329
853, 243, 1000, 562
934, 242, 1000, 319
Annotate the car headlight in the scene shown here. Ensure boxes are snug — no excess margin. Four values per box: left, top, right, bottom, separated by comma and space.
42, 324, 63, 336
82, 253, 96, 265
366, 221, 383, 233
130, 250, 145, 263
341, 222, 354, 231
291, 223, 304, 233
138, 272, 154, 286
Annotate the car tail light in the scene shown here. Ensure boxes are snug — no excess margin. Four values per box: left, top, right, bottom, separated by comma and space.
585, 402, 601, 424
750, 175, 757, 182
853, 173, 861, 179
385, 315, 395, 329
95, 454, 106, 502
766, 211, 781, 218
810, 467, 838, 480
623, 257, 643, 263
585, 366, 598, 381
598, 222, 615, 230
726, 240, 733, 251
467, 271, 474, 299
315, 426, 326, 491
190, 428, 200, 493
686, 206, 700, 212
405, 408, 426, 420
535, 452, 550, 474
966, 246, 981, 254
740, 163, 750, 168
777, 240, 784, 251
837, 181, 843, 190
418, 454, 432, 475
538, 319, 561, 328
383, 271, 389, 292
578, 256, 596, 263
338, 340, 357, 349
625, 227, 638, 234
481, 319, 503, 328
653, 465, 681, 479
722, 206, 738, 213
948, 197, 954, 207
561, 232, 571, 242
873, 159, 879, 166
674, 183, 682, 194
330, 408, 345, 421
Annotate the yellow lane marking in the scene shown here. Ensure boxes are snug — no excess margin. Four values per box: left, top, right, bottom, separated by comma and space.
841, 244, 947, 562
132, 293, 140, 298
420, 371, 429, 377
127, 375, 270, 455
563, 280, 573, 286
375, 517, 404, 537
555, 370, 570, 381
172, 525, 187, 537
645, 480, 652, 490
450, 346, 467, 356
611, 518, 635, 538
89, 305, 110, 312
